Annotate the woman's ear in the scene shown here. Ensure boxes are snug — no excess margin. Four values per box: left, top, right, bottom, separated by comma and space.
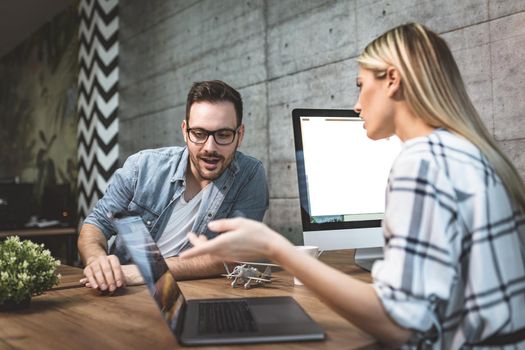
386, 66, 402, 98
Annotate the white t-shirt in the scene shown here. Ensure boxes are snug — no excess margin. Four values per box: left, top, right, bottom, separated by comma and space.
156, 187, 206, 258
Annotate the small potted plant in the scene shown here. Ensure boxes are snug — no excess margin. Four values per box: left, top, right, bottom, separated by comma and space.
0, 236, 61, 310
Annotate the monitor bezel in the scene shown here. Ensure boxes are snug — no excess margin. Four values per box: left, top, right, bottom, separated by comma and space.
291, 108, 382, 233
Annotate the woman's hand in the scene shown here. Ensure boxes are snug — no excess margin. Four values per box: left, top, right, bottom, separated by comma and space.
180, 217, 288, 262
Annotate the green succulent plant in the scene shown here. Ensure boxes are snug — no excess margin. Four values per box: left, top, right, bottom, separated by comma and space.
0, 236, 61, 305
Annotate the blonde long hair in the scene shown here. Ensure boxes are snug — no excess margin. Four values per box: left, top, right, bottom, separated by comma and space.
357, 22, 525, 213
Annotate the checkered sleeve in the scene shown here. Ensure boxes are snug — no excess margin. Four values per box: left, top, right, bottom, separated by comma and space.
372, 152, 458, 339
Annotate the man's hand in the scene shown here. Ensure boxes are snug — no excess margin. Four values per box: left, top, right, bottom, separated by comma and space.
80, 261, 145, 291
78, 224, 131, 292
81, 255, 124, 292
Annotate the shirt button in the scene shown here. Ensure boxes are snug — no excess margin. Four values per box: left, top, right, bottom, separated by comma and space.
207, 213, 212, 217
146, 220, 152, 226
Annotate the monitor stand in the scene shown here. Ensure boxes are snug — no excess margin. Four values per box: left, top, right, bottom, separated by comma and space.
354, 247, 383, 272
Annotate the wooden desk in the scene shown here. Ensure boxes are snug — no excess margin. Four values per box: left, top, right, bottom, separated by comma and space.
0, 250, 378, 349
53, 265, 85, 290
0, 227, 77, 266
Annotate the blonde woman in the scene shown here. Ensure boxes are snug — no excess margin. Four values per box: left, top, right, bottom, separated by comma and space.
180, 23, 525, 349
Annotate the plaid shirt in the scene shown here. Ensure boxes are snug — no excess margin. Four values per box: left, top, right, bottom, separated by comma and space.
372, 129, 525, 349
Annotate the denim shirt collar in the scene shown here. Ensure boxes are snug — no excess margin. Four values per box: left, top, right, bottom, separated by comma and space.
170, 147, 189, 183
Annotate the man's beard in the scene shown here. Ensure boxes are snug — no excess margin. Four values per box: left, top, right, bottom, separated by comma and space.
192, 150, 235, 181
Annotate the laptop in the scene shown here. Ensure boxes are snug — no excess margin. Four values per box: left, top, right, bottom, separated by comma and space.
113, 215, 325, 346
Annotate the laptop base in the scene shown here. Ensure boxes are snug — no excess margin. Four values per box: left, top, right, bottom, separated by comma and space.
180, 296, 325, 346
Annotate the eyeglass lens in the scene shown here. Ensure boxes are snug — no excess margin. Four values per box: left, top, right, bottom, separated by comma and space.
188, 128, 237, 145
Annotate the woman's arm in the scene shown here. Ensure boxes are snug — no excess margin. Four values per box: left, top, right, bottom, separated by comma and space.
181, 218, 412, 347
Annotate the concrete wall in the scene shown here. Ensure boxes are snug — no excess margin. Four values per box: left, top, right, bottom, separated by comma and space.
119, 0, 525, 244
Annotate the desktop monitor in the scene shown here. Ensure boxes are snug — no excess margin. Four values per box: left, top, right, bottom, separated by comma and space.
292, 109, 402, 270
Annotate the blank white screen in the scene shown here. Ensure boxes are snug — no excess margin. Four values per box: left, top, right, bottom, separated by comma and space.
301, 117, 401, 217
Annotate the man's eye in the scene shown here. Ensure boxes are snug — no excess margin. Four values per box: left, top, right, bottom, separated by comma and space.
192, 130, 207, 138
217, 131, 233, 139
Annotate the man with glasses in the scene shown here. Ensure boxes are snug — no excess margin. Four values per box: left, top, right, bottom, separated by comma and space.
78, 80, 269, 293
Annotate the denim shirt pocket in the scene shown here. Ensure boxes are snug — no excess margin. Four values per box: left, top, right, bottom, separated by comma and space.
214, 197, 234, 218
128, 200, 160, 231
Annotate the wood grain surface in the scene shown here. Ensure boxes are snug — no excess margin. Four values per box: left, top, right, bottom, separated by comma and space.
0, 250, 381, 350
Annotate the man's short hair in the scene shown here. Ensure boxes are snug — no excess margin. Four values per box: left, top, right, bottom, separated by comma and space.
185, 80, 243, 126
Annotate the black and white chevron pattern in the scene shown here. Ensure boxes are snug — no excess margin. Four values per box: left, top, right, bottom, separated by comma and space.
77, 0, 119, 221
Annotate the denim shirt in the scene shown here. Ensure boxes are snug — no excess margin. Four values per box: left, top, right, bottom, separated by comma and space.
84, 146, 269, 263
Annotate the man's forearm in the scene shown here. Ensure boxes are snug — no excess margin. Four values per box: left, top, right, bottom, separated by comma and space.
114, 257, 227, 286
78, 223, 109, 264
166, 254, 225, 280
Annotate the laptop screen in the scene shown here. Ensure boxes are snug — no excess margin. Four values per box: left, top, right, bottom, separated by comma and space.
113, 215, 185, 331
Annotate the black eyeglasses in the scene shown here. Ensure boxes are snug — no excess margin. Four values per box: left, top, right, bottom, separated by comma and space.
186, 127, 240, 145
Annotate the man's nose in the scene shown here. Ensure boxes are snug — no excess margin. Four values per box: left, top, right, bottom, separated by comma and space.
202, 134, 219, 151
